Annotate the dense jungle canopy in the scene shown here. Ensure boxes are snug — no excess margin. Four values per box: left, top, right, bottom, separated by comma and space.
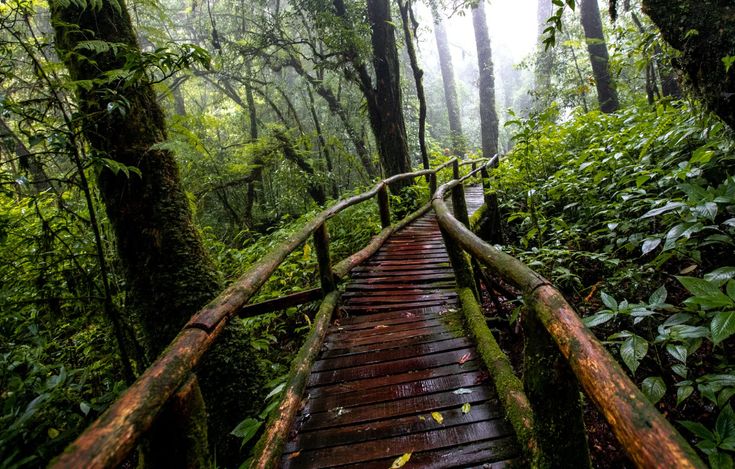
1, 0, 734, 467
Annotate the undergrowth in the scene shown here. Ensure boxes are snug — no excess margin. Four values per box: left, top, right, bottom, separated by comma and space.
495, 100, 735, 468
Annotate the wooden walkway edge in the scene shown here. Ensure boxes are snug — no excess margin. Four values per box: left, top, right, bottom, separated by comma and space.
280, 186, 523, 468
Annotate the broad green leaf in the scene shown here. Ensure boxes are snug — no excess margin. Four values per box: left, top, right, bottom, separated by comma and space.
641, 376, 666, 404
620, 335, 648, 374
711, 311, 735, 345
671, 364, 688, 378
641, 201, 686, 219
716, 405, 735, 443
677, 385, 694, 405
231, 418, 262, 447
583, 312, 615, 328
80, 402, 91, 416
677, 276, 723, 298
390, 453, 412, 468
705, 267, 735, 286
679, 420, 716, 441
601, 291, 618, 310
642, 238, 661, 255
666, 344, 687, 363
648, 286, 668, 306
707, 453, 733, 469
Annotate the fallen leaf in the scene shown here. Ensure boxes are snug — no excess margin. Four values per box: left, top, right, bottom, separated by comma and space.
453, 388, 473, 395
288, 451, 301, 460
390, 452, 412, 468
431, 411, 444, 424
680, 264, 697, 274
374, 324, 389, 329
458, 352, 472, 365
462, 403, 471, 414
418, 415, 425, 421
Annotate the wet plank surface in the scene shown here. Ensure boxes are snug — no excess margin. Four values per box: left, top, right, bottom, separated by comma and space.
282, 185, 522, 468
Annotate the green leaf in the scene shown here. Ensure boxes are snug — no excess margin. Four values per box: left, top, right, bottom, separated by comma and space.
679, 420, 716, 442
583, 312, 615, 328
708, 452, 733, 469
677, 385, 694, 405
641, 201, 686, 219
620, 335, 648, 374
80, 402, 91, 416
641, 376, 666, 404
677, 276, 723, 298
705, 267, 735, 286
711, 311, 735, 345
648, 286, 668, 306
716, 405, 735, 443
601, 291, 618, 310
462, 402, 471, 414
642, 238, 661, 255
667, 344, 688, 363
231, 418, 262, 447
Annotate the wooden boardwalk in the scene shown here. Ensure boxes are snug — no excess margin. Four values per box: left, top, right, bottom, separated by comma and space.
281, 186, 521, 468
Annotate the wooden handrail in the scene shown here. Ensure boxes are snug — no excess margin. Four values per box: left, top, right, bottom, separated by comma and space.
50, 158, 484, 469
431, 175, 706, 469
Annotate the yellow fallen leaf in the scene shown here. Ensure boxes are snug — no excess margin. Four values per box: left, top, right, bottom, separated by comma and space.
390, 452, 412, 468
462, 402, 471, 414
418, 415, 425, 421
431, 411, 444, 424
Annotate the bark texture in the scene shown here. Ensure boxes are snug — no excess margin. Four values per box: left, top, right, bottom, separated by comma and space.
365, 0, 412, 178
433, 13, 464, 155
50, 1, 261, 464
642, 0, 735, 129
580, 0, 620, 113
471, 0, 499, 159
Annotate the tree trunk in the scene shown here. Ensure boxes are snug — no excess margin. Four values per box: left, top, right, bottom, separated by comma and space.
535, 0, 554, 98
471, 0, 503, 244
629, 11, 682, 100
433, 12, 464, 156
398, 0, 430, 170
365, 0, 412, 179
50, 1, 262, 464
641, 0, 735, 129
580, 0, 620, 113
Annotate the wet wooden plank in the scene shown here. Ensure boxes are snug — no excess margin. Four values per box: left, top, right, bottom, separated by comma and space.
304, 370, 488, 413
334, 439, 522, 469
312, 338, 473, 373
308, 348, 478, 387
286, 404, 506, 453
323, 323, 462, 349
283, 420, 509, 467
306, 361, 482, 398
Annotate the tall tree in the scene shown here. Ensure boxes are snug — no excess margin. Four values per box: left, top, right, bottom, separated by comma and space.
471, 0, 502, 244
398, 0, 429, 170
579, 0, 620, 113
49, 0, 259, 463
433, 11, 464, 155
332, 0, 412, 181
641, 0, 735, 129
535, 0, 554, 96
471, 0, 499, 159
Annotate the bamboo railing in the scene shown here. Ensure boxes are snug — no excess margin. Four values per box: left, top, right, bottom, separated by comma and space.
50, 157, 482, 468
432, 159, 706, 469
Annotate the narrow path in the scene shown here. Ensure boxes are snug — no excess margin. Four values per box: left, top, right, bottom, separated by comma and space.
281, 186, 520, 468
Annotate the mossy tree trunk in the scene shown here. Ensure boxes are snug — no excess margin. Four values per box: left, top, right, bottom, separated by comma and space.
50, 1, 262, 464
641, 0, 735, 130
580, 0, 620, 113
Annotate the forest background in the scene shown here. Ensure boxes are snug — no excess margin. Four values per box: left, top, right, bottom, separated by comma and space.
1, 0, 734, 467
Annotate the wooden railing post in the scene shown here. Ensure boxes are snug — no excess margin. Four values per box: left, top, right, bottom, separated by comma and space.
452, 158, 460, 180
439, 226, 478, 299
377, 184, 391, 229
429, 172, 437, 196
313, 223, 336, 294
523, 308, 591, 468
451, 183, 470, 229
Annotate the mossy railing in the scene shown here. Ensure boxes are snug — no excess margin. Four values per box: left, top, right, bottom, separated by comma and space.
50, 157, 484, 469
432, 162, 706, 469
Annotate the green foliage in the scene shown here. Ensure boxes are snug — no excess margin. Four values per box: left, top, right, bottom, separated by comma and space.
494, 100, 734, 464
